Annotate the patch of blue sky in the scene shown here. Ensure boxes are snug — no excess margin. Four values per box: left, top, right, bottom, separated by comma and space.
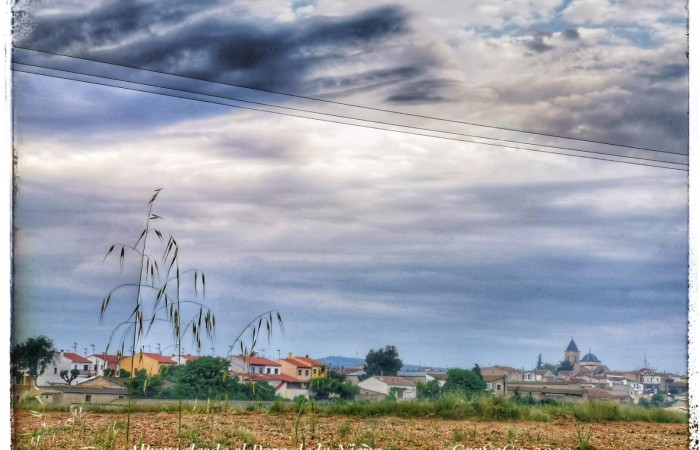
471, 23, 519, 39
292, 0, 315, 12
611, 25, 660, 49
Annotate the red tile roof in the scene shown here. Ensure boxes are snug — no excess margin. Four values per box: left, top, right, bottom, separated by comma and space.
181, 355, 200, 361
234, 355, 281, 366
61, 352, 92, 364
91, 354, 120, 364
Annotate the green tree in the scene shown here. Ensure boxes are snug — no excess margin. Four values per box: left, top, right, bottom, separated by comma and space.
416, 379, 441, 400
309, 370, 359, 400
443, 368, 486, 397
60, 368, 80, 385
558, 360, 574, 373
11, 336, 55, 385
472, 364, 483, 381
541, 363, 558, 374
364, 345, 402, 377
536, 354, 543, 370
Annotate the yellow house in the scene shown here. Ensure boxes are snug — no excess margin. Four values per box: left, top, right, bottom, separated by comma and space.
119, 352, 176, 377
278, 354, 326, 379
292, 356, 326, 379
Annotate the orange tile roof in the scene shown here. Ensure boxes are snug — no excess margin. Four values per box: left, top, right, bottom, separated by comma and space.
293, 356, 323, 367
280, 358, 312, 368
139, 353, 176, 364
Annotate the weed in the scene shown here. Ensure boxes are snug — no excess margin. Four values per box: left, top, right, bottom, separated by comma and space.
93, 421, 121, 450
452, 429, 463, 443
338, 423, 351, 439
507, 427, 517, 444
574, 423, 595, 450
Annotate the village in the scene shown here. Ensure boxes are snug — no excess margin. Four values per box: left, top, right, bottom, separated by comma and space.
12, 338, 689, 411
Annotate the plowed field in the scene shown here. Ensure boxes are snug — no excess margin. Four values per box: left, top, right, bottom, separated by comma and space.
12, 410, 690, 450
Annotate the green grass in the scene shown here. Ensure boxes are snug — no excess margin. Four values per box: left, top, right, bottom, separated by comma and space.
14, 396, 688, 424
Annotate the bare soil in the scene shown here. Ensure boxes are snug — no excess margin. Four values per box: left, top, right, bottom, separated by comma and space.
12, 410, 689, 450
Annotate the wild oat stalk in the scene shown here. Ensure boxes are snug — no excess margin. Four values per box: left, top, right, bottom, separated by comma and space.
100, 189, 216, 449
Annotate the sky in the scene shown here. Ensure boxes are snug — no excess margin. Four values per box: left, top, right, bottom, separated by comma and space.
10, 0, 690, 374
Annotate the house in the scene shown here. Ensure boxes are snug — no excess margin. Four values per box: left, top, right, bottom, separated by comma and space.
37, 384, 128, 405
357, 376, 417, 401
585, 388, 633, 405
118, 352, 176, 376
480, 366, 521, 381
426, 372, 448, 386
37, 352, 93, 386
344, 370, 365, 385
237, 372, 310, 400
289, 354, 326, 379
505, 381, 587, 404
174, 354, 200, 365
483, 375, 507, 396
87, 354, 121, 377
278, 356, 314, 381
229, 355, 282, 375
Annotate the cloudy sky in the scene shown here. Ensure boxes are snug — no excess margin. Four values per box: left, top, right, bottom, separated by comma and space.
11, 0, 689, 374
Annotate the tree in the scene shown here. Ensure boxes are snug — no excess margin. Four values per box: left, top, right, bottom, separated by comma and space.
11, 336, 55, 385
60, 368, 80, 385
364, 345, 402, 377
541, 363, 558, 374
416, 379, 441, 400
558, 360, 574, 373
310, 370, 359, 400
471, 364, 483, 381
443, 368, 487, 397
536, 354, 543, 370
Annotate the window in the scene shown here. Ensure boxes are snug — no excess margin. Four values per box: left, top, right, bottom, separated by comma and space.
84, 365, 89, 371
54, 368, 57, 374
305, 370, 309, 376
298, 369, 302, 376
313, 369, 317, 374
497, 384, 501, 391
85, 394, 92, 402
274, 368, 279, 374
266, 368, 271, 374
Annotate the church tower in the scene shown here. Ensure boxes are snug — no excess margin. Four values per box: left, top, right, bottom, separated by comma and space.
564, 338, 580, 364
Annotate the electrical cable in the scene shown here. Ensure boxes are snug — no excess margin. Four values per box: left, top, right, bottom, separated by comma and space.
11, 65, 688, 172
14, 46, 686, 156
12, 59, 688, 167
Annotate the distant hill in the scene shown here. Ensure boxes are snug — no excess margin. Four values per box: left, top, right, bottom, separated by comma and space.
318, 356, 365, 370
319, 356, 444, 372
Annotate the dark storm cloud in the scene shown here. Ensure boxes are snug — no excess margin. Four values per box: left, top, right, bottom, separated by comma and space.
385, 78, 459, 104
521, 29, 553, 54
18, 2, 414, 92
307, 66, 424, 97
561, 28, 580, 40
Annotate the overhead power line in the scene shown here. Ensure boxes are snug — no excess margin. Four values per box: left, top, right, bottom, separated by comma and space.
12, 65, 688, 172
14, 46, 683, 156
12, 59, 688, 168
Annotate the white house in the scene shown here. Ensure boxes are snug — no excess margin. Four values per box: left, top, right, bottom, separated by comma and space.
87, 354, 121, 377
234, 372, 309, 400
37, 352, 93, 386
357, 376, 417, 401
229, 355, 282, 375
